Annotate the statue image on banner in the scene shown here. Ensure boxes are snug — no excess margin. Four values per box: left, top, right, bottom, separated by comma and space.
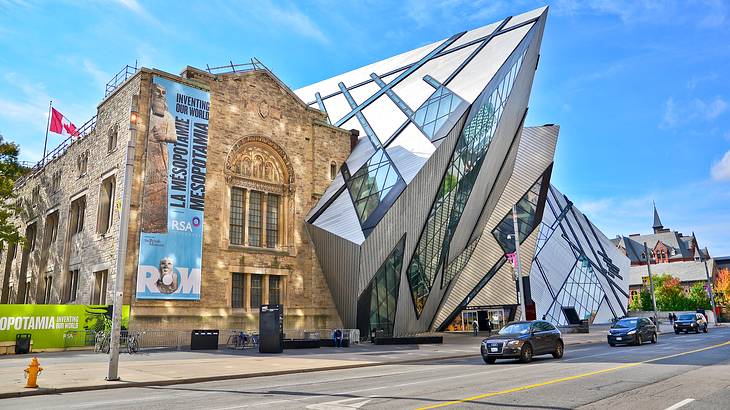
141, 83, 177, 233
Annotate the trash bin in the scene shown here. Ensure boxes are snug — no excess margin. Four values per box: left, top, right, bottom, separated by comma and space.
190, 330, 219, 350
15, 333, 31, 354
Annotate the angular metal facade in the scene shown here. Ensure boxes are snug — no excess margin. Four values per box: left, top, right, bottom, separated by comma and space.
297, 7, 555, 335
529, 185, 631, 326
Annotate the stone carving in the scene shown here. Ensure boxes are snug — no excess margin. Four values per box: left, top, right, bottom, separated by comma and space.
225, 136, 295, 193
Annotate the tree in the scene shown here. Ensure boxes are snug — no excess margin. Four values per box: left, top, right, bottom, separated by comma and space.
714, 268, 730, 307
688, 282, 711, 310
654, 274, 692, 311
628, 289, 653, 311
0, 134, 28, 247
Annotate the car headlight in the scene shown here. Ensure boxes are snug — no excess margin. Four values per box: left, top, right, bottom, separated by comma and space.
627, 330, 636, 335
691, 323, 696, 327
507, 340, 522, 347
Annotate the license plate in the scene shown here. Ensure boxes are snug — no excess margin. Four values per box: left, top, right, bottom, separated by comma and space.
616, 337, 622, 341
490, 347, 498, 352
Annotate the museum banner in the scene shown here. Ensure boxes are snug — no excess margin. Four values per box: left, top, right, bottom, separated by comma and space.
0, 304, 130, 349
136, 75, 210, 300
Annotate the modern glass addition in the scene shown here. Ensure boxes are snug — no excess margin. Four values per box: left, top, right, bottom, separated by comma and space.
544, 255, 605, 326
492, 174, 544, 254
406, 27, 535, 316
346, 149, 402, 224
358, 237, 405, 338
413, 85, 464, 140
442, 238, 479, 286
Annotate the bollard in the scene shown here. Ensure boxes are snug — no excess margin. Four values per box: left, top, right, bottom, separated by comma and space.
24, 357, 43, 388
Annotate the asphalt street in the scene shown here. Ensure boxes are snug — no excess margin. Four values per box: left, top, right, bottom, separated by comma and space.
3, 327, 729, 410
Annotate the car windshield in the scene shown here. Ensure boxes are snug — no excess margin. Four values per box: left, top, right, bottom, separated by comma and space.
613, 318, 638, 328
678, 314, 695, 321
499, 323, 531, 335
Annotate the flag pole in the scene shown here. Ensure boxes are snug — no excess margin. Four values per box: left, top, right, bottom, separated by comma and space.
42, 100, 52, 167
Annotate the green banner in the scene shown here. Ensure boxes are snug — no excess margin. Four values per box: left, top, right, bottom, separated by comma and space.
0, 304, 129, 349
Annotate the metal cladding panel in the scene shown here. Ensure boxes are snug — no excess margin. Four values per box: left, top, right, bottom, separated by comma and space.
433, 124, 556, 329
385, 123, 436, 183
390, 43, 480, 110
503, 6, 547, 30
323, 94, 354, 125
307, 172, 345, 220
528, 185, 631, 326
350, 81, 381, 105
295, 41, 440, 104
361, 94, 408, 144
449, 23, 534, 103
443, 20, 502, 52
306, 223, 362, 327
312, 190, 365, 245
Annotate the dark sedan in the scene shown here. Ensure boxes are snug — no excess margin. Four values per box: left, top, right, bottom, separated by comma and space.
674, 313, 708, 334
607, 317, 657, 346
481, 320, 563, 364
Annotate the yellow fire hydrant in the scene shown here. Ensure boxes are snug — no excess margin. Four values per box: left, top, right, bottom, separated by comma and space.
24, 357, 43, 388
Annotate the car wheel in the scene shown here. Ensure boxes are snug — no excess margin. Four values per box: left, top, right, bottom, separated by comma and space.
674, 330, 680, 335
695, 326, 700, 334
519, 344, 533, 363
482, 356, 496, 364
636, 333, 642, 346
609, 342, 616, 347
651, 333, 657, 344
703, 325, 708, 333
552, 340, 564, 359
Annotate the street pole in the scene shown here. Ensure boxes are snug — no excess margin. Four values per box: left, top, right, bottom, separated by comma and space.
700, 253, 717, 326
512, 205, 526, 321
42, 100, 52, 167
107, 101, 138, 381
643, 242, 659, 325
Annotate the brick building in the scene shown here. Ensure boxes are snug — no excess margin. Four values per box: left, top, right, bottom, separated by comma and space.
0, 62, 351, 331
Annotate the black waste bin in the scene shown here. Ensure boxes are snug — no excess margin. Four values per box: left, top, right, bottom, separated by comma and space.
190, 330, 219, 350
15, 333, 31, 354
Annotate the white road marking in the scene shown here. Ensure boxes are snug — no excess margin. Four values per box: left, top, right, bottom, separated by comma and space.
306, 397, 373, 409
663, 398, 695, 410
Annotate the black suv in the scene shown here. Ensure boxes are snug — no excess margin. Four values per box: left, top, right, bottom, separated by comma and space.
674, 313, 708, 334
607, 317, 657, 346
481, 320, 563, 364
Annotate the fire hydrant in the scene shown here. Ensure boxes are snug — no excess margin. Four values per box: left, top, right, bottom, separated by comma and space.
24, 357, 42, 388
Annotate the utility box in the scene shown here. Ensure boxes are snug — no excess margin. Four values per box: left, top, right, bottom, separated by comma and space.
15, 334, 31, 354
190, 330, 219, 350
259, 304, 284, 353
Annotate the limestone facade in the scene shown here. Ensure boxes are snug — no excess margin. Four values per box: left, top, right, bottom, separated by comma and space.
0, 65, 351, 332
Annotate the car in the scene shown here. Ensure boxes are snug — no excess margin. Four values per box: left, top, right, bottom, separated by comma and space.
480, 320, 563, 364
607, 317, 657, 346
674, 313, 708, 334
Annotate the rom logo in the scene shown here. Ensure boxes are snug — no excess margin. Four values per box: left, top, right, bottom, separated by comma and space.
171, 219, 193, 232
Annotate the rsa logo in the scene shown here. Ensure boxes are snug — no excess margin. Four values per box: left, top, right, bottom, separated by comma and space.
171, 216, 201, 232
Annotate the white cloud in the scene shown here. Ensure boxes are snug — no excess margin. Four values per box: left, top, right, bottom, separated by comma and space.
660, 96, 728, 128
112, 0, 169, 33
262, 2, 329, 45
82, 59, 110, 93
711, 150, 730, 181
0, 73, 51, 131
687, 73, 718, 90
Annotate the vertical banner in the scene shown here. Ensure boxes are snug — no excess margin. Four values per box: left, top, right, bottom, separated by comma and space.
136, 76, 209, 300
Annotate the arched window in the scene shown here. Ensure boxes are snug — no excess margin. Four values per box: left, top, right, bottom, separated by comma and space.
330, 161, 337, 180
225, 137, 293, 250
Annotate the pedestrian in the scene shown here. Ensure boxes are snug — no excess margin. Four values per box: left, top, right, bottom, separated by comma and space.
669, 312, 674, 325
472, 318, 479, 336
485, 320, 492, 335
333, 328, 343, 348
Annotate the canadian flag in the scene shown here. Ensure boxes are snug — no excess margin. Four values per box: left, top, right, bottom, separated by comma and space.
49, 107, 79, 137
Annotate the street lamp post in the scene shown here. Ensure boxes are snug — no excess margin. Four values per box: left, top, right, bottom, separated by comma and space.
700, 252, 717, 326
643, 242, 659, 326
107, 101, 139, 381
510, 205, 526, 322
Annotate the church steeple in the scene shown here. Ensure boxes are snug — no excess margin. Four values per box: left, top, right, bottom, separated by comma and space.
652, 201, 664, 233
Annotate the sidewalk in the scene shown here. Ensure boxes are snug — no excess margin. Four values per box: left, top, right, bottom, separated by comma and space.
0, 331, 607, 399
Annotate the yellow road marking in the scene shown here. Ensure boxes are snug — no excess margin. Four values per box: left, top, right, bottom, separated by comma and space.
416, 340, 730, 409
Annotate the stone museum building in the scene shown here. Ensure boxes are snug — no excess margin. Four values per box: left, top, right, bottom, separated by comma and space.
0, 6, 631, 336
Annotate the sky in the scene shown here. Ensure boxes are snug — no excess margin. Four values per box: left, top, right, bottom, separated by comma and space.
0, 0, 729, 255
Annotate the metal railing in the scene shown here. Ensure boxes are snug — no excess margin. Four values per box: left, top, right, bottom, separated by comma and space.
205, 58, 271, 75
105, 62, 139, 97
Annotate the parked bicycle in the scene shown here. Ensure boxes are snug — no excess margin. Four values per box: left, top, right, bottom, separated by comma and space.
127, 331, 141, 354
95, 331, 110, 354
226, 331, 259, 349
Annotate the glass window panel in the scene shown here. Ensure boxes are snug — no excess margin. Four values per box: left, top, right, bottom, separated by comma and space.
266, 194, 279, 248
248, 191, 262, 247
250, 274, 262, 309
230, 187, 244, 245
269, 275, 281, 305
232, 272, 244, 308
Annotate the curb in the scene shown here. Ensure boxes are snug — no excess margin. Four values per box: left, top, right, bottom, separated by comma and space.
0, 339, 607, 399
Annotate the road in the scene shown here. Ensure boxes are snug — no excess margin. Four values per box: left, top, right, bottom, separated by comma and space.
3, 327, 729, 409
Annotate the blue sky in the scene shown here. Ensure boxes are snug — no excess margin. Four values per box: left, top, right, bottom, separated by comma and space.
1, 0, 729, 255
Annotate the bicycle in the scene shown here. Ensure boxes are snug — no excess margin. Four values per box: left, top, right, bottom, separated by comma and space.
95, 331, 110, 354
127, 331, 141, 354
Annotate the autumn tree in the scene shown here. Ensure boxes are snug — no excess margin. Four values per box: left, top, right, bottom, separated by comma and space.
0, 134, 28, 247
715, 268, 730, 307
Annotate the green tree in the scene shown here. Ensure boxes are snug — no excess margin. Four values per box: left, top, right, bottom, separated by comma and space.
688, 282, 711, 310
0, 134, 28, 247
628, 289, 654, 311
